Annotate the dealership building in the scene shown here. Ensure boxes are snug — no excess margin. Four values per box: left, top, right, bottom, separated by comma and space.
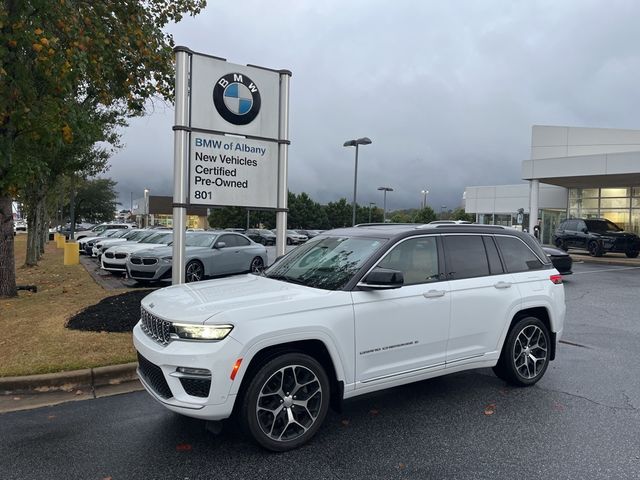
464, 125, 640, 244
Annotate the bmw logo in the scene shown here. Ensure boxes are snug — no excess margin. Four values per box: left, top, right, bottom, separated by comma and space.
213, 73, 261, 125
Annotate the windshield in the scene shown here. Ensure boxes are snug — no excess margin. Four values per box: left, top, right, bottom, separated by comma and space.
257, 229, 274, 235
140, 232, 173, 244
185, 233, 217, 247
264, 236, 386, 290
110, 230, 128, 238
586, 219, 622, 233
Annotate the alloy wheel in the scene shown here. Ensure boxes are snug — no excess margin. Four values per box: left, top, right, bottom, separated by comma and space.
185, 261, 204, 282
512, 325, 548, 380
250, 257, 264, 273
255, 365, 323, 442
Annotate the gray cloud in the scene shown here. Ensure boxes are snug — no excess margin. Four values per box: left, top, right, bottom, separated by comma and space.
108, 0, 640, 213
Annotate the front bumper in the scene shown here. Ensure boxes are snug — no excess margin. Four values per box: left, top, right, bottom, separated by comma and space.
101, 255, 129, 272
127, 261, 171, 281
133, 322, 244, 420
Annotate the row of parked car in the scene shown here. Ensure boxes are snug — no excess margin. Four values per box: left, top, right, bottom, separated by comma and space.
76, 225, 268, 284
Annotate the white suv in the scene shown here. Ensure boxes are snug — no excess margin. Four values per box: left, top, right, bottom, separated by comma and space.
133, 224, 565, 451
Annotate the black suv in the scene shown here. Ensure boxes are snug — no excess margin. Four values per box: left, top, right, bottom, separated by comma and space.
553, 218, 640, 258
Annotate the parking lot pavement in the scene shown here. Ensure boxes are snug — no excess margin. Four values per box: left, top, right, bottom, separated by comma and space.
2, 261, 639, 479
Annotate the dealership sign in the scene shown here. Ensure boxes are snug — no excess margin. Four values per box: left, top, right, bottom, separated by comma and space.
190, 132, 278, 208
171, 47, 291, 283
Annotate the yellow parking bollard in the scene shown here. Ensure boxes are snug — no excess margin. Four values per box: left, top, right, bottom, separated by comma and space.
55, 233, 66, 249
63, 241, 80, 265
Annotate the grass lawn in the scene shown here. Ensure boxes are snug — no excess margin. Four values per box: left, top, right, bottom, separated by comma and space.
0, 235, 137, 377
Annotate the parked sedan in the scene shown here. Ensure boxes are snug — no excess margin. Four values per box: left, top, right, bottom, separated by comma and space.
542, 246, 573, 275
101, 231, 173, 274
245, 228, 276, 245
271, 229, 308, 245
126, 232, 267, 283
296, 229, 322, 238
92, 229, 156, 258
79, 229, 126, 255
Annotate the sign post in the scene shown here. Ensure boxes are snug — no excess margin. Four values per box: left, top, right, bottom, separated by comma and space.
171, 47, 291, 284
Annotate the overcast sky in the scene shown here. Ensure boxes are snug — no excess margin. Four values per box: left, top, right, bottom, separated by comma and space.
109, 0, 640, 213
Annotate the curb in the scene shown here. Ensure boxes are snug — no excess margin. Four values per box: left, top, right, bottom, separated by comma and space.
571, 254, 640, 268
0, 362, 138, 395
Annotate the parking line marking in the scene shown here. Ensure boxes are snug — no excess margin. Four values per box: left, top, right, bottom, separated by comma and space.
572, 266, 640, 275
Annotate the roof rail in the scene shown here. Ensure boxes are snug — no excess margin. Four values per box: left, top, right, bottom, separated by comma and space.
428, 224, 506, 229
354, 223, 416, 227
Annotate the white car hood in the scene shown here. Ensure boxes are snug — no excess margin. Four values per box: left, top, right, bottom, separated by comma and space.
111, 243, 168, 254
141, 274, 338, 325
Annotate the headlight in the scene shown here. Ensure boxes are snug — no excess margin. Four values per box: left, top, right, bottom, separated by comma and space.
171, 323, 233, 341
161, 256, 172, 263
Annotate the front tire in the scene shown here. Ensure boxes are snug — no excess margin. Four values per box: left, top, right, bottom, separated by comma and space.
554, 238, 568, 251
493, 316, 551, 387
588, 240, 603, 257
185, 260, 204, 283
239, 353, 330, 452
625, 249, 639, 258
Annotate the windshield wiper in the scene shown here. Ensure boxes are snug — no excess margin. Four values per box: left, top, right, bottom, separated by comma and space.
267, 274, 308, 286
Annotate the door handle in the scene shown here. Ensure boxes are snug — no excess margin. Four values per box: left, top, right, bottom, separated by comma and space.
423, 290, 446, 298
494, 281, 512, 289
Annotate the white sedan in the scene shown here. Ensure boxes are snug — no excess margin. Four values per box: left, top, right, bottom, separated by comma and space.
101, 231, 173, 274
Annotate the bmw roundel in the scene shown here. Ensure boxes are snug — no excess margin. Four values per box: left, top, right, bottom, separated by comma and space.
213, 73, 261, 125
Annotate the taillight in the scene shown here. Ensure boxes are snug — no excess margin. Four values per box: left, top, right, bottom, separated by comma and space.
550, 274, 563, 284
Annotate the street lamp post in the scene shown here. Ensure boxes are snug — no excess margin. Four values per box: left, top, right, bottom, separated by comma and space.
377, 186, 393, 222
143, 188, 150, 228
368, 202, 376, 223
421, 189, 429, 209
344, 137, 372, 226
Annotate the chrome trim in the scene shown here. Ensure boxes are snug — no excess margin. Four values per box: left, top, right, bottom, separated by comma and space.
361, 362, 445, 384
169, 371, 212, 380
444, 354, 485, 365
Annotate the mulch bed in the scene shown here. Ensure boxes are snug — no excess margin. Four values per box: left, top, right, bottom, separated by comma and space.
66, 290, 153, 333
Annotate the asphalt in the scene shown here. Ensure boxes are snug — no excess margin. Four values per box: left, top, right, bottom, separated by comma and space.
0, 247, 640, 413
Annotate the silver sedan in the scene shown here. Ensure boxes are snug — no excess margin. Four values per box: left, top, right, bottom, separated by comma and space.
126, 231, 268, 283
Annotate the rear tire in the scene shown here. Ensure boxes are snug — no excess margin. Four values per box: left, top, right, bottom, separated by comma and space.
250, 256, 264, 273
286, 238, 292, 245
239, 353, 330, 452
625, 249, 639, 258
493, 316, 551, 387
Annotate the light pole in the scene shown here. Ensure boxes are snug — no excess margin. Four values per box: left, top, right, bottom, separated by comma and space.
421, 189, 429, 209
368, 202, 376, 223
344, 137, 372, 226
377, 186, 393, 222
441, 205, 447, 219
143, 188, 150, 228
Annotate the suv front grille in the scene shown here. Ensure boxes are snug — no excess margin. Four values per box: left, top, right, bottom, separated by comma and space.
140, 307, 171, 345
137, 353, 172, 399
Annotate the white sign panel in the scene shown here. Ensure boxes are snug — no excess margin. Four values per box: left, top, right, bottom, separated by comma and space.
189, 132, 278, 208
190, 55, 281, 139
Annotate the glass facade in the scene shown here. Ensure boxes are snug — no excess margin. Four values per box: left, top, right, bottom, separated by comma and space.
568, 187, 640, 234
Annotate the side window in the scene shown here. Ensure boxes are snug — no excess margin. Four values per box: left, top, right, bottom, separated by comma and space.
376, 237, 439, 286
495, 236, 543, 272
234, 235, 250, 246
483, 236, 504, 275
576, 220, 587, 232
217, 234, 232, 247
443, 235, 490, 280
565, 220, 577, 231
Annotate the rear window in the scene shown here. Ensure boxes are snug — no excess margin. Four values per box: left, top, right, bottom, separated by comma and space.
495, 236, 544, 272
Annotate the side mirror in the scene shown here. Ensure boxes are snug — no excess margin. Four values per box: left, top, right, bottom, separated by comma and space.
215, 241, 226, 249
358, 268, 404, 290
581, 227, 588, 233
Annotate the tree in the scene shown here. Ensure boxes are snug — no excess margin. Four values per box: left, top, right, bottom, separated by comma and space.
324, 198, 351, 228
0, 0, 206, 297
450, 207, 475, 222
414, 206, 437, 224
65, 178, 119, 223
389, 211, 412, 223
